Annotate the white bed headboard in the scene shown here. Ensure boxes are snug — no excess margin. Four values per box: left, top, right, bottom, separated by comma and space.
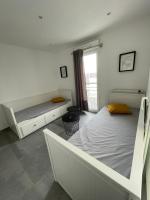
109, 89, 145, 108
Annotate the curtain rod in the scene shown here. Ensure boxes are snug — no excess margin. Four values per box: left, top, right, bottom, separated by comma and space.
71, 43, 103, 55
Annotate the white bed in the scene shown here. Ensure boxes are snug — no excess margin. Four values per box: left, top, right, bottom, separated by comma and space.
44, 89, 149, 200
69, 106, 139, 178
3, 89, 72, 139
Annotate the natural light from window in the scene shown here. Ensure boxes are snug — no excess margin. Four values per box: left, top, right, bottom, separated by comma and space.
83, 52, 98, 112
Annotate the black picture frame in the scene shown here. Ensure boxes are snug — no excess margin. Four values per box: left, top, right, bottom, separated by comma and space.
119, 51, 136, 72
60, 66, 68, 78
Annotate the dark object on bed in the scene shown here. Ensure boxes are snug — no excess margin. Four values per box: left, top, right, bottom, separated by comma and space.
62, 112, 80, 136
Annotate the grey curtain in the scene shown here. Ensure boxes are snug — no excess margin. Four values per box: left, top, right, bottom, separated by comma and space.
73, 49, 88, 111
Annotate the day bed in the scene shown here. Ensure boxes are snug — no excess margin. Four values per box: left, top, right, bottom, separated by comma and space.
44, 89, 149, 200
3, 89, 72, 139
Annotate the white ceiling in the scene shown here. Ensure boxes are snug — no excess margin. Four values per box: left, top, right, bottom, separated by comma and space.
0, 0, 150, 51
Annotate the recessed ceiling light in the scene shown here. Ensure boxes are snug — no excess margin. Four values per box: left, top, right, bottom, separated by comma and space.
38, 16, 43, 19
106, 12, 111, 16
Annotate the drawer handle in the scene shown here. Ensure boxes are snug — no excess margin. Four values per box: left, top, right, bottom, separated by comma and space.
33, 124, 37, 127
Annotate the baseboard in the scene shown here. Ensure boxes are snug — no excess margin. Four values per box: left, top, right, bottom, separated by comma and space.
0, 125, 9, 132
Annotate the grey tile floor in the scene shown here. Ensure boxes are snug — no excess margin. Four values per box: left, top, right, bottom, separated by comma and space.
0, 112, 95, 200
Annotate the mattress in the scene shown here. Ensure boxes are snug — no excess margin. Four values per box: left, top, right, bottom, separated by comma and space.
15, 100, 70, 123
69, 107, 139, 178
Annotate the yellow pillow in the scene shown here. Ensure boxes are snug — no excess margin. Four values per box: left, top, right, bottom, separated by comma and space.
51, 97, 65, 103
107, 103, 131, 114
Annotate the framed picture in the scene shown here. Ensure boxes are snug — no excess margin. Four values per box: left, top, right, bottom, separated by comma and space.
60, 66, 68, 78
119, 51, 136, 72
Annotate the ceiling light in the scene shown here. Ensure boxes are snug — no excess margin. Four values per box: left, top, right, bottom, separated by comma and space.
38, 16, 43, 19
106, 12, 111, 16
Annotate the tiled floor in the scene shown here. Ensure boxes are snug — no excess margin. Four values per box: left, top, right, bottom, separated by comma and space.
0, 112, 95, 200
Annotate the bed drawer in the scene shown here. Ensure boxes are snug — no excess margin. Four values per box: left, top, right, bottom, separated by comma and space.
20, 116, 45, 137
45, 109, 61, 124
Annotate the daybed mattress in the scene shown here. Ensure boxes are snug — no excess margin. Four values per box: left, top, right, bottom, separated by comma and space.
69, 107, 139, 178
15, 100, 70, 123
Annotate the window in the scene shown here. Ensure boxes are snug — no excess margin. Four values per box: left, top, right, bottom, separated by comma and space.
83, 51, 98, 112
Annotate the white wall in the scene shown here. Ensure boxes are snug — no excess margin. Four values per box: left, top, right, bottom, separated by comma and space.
0, 43, 58, 130
98, 16, 150, 107
55, 16, 150, 109
56, 48, 76, 103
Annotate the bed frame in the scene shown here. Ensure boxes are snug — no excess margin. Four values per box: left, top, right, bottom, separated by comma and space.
3, 89, 72, 139
44, 90, 149, 200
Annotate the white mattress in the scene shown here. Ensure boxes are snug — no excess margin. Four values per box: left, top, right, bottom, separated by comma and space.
69, 107, 139, 178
